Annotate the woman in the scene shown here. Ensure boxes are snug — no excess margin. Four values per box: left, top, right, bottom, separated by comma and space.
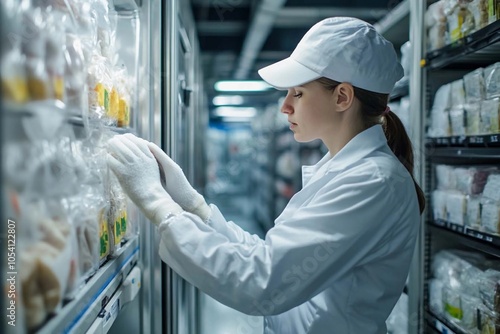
107, 17, 425, 334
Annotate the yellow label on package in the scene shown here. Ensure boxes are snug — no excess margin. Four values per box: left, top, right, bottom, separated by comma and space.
109, 88, 119, 120
53, 76, 64, 101
27, 78, 47, 100
444, 302, 463, 320
114, 208, 127, 245
95, 83, 104, 107
118, 99, 130, 127
2, 78, 28, 103
100, 210, 110, 259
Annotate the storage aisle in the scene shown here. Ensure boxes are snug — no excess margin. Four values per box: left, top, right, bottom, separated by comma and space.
200, 194, 265, 334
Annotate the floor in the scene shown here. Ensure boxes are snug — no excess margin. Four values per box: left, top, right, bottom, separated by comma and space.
199, 194, 266, 334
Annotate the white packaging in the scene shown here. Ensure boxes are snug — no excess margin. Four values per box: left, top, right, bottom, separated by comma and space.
446, 191, 467, 225
483, 174, 500, 202
465, 103, 481, 135
426, 0, 447, 50
429, 84, 452, 137
463, 68, 486, 103
466, 195, 482, 229
455, 166, 494, 195
450, 107, 466, 136
484, 62, 500, 99
436, 164, 457, 190
429, 279, 444, 314
480, 98, 500, 134
433, 189, 449, 221
481, 200, 500, 234
450, 79, 467, 107
442, 285, 463, 323
468, 0, 489, 32
479, 269, 500, 312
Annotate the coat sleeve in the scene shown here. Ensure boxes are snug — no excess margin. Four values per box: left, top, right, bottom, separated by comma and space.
157, 172, 395, 316
204, 204, 265, 245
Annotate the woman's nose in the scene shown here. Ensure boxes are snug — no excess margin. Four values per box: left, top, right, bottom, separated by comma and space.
281, 94, 294, 114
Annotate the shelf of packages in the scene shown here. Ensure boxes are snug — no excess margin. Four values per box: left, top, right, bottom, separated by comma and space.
425, 19, 500, 71
389, 77, 409, 101
426, 140, 500, 164
426, 134, 500, 147
429, 221, 500, 259
426, 310, 465, 334
36, 236, 140, 334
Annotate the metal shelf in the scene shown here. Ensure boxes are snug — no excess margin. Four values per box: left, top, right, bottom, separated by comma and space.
425, 20, 500, 71
426, 134, 500, 147
373, 0, 409, 47
428, 221, 500, 259
36, 237, 140, 334
426, 142, 500, 164
426, 310, 465, 334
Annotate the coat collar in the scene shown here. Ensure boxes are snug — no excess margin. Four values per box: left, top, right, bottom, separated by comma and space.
302, 125, 388, 186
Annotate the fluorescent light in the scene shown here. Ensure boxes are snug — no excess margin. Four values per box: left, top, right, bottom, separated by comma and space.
212, 95, 244, 106
213, 107, 257, 118
214, 80, 272, 92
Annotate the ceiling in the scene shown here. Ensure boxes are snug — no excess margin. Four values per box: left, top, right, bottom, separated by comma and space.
189, 0, 407, 115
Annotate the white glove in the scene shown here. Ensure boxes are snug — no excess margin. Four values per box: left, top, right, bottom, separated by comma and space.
106, 134, 182, 225
147, 141, 211, 221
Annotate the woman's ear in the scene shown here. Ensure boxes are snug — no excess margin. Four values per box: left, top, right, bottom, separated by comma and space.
334, 83, 355, 111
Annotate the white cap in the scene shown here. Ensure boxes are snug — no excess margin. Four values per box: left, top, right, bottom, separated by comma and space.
258, 17, 404, 94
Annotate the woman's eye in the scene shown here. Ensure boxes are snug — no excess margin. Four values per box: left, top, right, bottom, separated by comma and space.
293, 93, 302, 98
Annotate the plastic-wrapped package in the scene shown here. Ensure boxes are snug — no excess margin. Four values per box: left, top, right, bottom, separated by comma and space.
450, 106, 466, 136
478, 304, 500, 334
451, 79, 467, 107
468, 0, 490, 31
22, 7, 50, 101
429, 279, 445, 314
480, 98, 500, 134
481, 199, 500, 235
426, 0, 447, 50
18, 199, 73, 330
466, 195, 482, 228
400, 41, 412, 78
44, 8, 66, 102
466, 103, 481, 135
479, 269, 500, 313
455, 166, 494, 195
108, 174, 128, 255
446, 0, 475, 42
432, 190, 448, 221
483, 174, 500, 202
429, 84, 452, 137
446, 190, 467, 225
485, 62, 500, 100
442, 284, 464, 322
64, 33, 88, 112
464, 68, 486, 103
1, 45, 28, 104
436, 164, 457, 190
489, 0, 500, 24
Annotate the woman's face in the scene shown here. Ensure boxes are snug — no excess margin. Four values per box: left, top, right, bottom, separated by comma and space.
281, 80, 337, 143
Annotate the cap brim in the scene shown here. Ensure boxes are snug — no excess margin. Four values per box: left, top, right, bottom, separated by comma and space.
258, 57, 321, 90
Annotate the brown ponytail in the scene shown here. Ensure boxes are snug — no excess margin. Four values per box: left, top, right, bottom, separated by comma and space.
317, 77, 426, 214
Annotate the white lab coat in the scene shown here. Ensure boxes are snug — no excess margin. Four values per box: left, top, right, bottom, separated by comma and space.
157, 124, 420, 334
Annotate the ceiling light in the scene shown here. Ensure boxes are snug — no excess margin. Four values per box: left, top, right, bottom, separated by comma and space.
213, 107, 257, 118
212, 95, 245, 106
214, 80, 272, 92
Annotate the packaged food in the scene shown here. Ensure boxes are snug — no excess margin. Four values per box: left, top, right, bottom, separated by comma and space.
64, 33, 87, 112
468, 0, 490, 31
455, 166, 494, 195
446, 190, 467, 225
479, 269, 500, 312
450, 106, 466, 136
480, 98, 500, 134
464, 68, 486, 103
429, 278, 445, 314
485, 62, 500, 99
99, 206, 111, 264
1, 46, 28, 103
451, 79, 467, 107
443, 284, 463, 322
429, 84, 452, 137
460, 293, 481, 330
432, 189, 448, 221
436, 164, 457, 190
481, 200, 500, 234
483, 174, 500, 202
446, 0, 475, 42
478, 304, 500, 334
466, 103, 481, 135
466, 195, 482, 228
426, 0, 447, 50
489, 0, 500, 23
